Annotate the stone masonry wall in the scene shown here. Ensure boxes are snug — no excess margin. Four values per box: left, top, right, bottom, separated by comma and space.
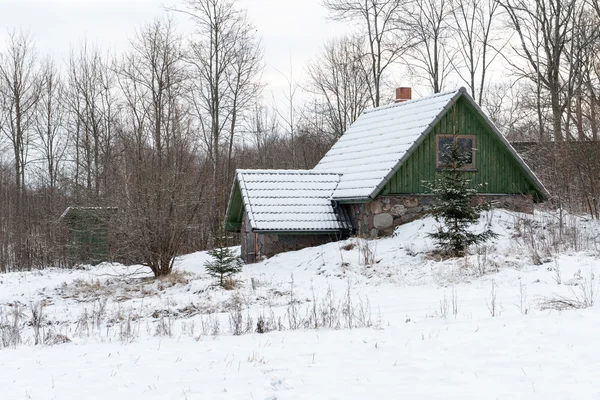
344, 194, 533, 238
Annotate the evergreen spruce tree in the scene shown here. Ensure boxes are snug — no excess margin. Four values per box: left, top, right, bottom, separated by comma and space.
204, 234, 243, 288
428, 136, 497, 257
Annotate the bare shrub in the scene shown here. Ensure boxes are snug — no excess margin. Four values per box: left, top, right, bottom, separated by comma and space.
486, 280, 499, 317
319, 285, 340, 330
357, 238, 377, 266
353, 295, 373, 328
155, 315, 172, 337
286, 274, 301, 330
551, 259, 562, 285
342, 280, 354, 328
540, 269, 598, 310
74, 308, 90, 337
44, 331, 72, 346
519, 280, 528, 315
30, 302, 44, 345
451, 287, 460, 318
222, 277, 239, 291
228, 292, 252, 336
199, 312, 221, 337
256, 304, 279, 334
0, 304, 22, 349
74, 297, 108, 338
475, 246, 491, 276
512, 212, 600, 263
181, 320, 196, 336
439, 293, 449, 319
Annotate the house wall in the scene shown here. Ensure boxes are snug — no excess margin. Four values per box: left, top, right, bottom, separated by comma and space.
345, 194, 533, 238
240, 211, 338, 263
380, 97, 539, 198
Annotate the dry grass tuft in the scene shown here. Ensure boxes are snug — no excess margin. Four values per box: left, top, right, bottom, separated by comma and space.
341, 242, 355, 251
222, 277, 240, 291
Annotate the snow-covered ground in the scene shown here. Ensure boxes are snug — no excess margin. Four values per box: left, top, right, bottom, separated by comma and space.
2, 209, 600, 399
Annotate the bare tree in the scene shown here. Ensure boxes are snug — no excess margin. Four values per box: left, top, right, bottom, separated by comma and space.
407, 0, 455, 93
498, 0, 579, 141
450, 0, 502, 103
274, 61, 300, 168
306, 35, 371, 139
34, 58, 67, 192
323, 0, 413, 107
0, 30, 41, 270
563, 6, 600, 140
116, 18, 202, 277
65, 42, 117, 201
0, 30, 40, 212
224, 24, 263, 178
175, 0, 263, 231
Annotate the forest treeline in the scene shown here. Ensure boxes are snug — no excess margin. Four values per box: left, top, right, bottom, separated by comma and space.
1, 0, 600, 274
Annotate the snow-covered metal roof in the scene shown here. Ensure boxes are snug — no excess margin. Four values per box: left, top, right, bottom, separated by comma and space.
313, 89, 462, 200
226, 88, 549, 233
235, 170, 352, 232
313, 88, 549, 200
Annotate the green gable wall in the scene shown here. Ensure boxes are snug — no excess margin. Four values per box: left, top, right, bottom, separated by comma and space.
380, 97, 539, 197
225, 180, 244, 232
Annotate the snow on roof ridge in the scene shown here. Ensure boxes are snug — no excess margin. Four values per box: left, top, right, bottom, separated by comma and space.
363, 87, 463, 115
237, 169, 342, 176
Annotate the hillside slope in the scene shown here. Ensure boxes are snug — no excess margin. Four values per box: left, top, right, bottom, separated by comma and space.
2, 209, 600, 399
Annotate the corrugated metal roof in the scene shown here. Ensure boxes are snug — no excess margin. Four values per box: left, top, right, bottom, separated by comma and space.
314, 89, 462, 199
236, 169, 352, 232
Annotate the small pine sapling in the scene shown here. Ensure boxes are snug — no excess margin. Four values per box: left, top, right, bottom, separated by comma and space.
204, 235, 243, 288
427, 135, 497, 257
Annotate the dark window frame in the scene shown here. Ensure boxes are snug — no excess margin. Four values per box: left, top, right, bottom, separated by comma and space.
436, 134, 477, 170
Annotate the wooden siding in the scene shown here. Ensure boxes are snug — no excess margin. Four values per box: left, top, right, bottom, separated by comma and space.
381, 97, 538, 196
225, 180, 244, 232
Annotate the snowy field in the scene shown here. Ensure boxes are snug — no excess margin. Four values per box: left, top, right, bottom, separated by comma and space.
2, 209, 600, 399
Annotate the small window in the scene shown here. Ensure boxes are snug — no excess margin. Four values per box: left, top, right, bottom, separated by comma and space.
436, 135, 476, 169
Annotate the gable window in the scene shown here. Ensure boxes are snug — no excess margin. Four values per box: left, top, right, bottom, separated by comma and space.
436, 135, 476, 169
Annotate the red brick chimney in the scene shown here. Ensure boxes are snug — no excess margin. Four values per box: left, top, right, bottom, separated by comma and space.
395, 87, 412, 103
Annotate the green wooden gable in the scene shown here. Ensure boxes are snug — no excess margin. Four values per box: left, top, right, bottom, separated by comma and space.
225, 179, 244, 232
379, 96, 542, 199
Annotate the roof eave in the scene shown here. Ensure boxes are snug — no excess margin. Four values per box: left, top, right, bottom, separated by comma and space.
252, 228, 348, 235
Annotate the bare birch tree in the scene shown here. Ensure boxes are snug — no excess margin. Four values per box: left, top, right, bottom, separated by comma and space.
323, 0, 414, 107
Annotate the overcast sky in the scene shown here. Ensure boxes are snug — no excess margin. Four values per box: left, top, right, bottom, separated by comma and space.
1, 0, 352, 104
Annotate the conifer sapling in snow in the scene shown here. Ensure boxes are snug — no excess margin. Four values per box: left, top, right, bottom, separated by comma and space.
204, 235, 243, 288
428, 135, 497, 257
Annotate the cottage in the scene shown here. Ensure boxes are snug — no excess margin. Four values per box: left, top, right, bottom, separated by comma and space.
225, 87, 548, 263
